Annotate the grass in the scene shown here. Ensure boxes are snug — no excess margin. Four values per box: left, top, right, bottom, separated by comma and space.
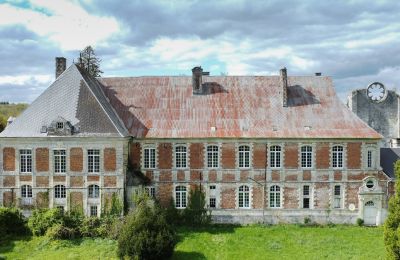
0, 225, 385, 260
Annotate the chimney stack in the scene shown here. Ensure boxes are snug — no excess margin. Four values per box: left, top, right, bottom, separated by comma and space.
192, 66, 203, 94
315, 72, 322, 76
280, 67, 288, 107
55, 57, 66, 79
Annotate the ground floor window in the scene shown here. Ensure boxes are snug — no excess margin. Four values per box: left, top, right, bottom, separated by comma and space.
238, 185, 250, 208
303, 185, 310, 209
145, 186, 156, 198
209, 185, 216, 208
90, 205, 98, 217
334, 185, 342, 208
270, 185, 281, 208
175, 186, 187, 208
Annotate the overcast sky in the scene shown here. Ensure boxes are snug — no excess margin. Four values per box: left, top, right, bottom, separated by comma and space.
0, 0, 399, 103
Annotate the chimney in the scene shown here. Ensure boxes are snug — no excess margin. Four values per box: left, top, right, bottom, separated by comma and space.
55, 57, 66, 79
315, 72, 322, 76
192, 66, 203, 94
280, 67, 288, 107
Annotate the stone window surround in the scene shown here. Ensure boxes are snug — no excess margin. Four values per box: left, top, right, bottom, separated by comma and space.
330, 143, 347, 170
299, 183, 314, 209
172, 143, 190, 170
173, 183, 189, 209
331, 183, 345, 209
298, 143, 316, 169
19, 148, 33, 174
363, 144, 378, 170
52, 148, 67, 174
141, 143, 158, 170
267, 142, 285, 169
236, 143, 253, 169
267, 183, 283, 209
235, 183, 253, 209
206, 183, 219, 209
204, 143, 222, 169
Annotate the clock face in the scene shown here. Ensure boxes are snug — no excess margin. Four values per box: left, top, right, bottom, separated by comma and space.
367, 82, 386, 102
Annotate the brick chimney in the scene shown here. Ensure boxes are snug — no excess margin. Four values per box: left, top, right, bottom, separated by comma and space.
192, 66, 203, 94
280, 67, 288, 107
55, 57, 66, 79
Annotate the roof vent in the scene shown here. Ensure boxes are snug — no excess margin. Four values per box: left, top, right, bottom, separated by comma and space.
304, 126, 312, 131
272, 126, 278, 131
315, 72, 322, 76
211, 126, 217, 132
40, 126, 47, 133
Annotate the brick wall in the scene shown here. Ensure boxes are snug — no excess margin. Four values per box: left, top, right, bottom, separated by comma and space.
3, 176, 15, 187
315, 183, 330, 208
70, 148, 83, 172
157, 183, 173, 207
36, 148, 49, 172
70, 192, 83, 212
252, 186, 263, 209
253, 143, 267, 169
158, 143, 172, 169
316, 143, 330, 169
190, 143, 203, 169
347, 183, 359, 208
104, 176, 117, 187
284, 187, 298, 209
221, 143, 235, 168
104, 148, 116, 171
220, 187, 235, 209
70, 176, 84, 187
284, 143, 298, 168
36, 176, 49, 187
3, 191, 16, 207
3, 147, 15, 171
347, 143, 361, 169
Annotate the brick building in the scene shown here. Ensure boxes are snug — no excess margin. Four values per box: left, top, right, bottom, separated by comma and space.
0, 58, 392, 225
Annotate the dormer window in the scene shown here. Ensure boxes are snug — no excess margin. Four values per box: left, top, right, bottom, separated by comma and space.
57, 122, 64, 129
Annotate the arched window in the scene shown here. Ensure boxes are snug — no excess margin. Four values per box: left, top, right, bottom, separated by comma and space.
54, 185, 66, 198
175, 186, 187, 208
270, 146, 281, 168
332, 146, 344, 168
301, 146, 312, 168
365, 201, 374, 207
88, 185, 100, 198
238, 185, 250, 208
21, 185, 32, 198
238, 145, 250, 168
207, 145, 219, 168
175, 145, 187, 168
269, 185, 281, 208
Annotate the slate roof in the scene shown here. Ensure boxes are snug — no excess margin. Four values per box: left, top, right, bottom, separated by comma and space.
380, 148, 400, 178
0, 65, 128, 137
98, 75, 382, 139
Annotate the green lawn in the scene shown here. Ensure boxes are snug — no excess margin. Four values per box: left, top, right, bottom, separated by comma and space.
0, 225, 385, 260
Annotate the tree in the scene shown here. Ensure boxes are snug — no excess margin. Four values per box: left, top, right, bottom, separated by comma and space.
183, 186, 211, 226
384, 160, 400, 259
76, 46, 103, 77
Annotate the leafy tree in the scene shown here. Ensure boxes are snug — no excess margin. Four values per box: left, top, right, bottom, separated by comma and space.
183, 186, 211, 226
384, 160, 400, 259
76, 46, 103, 77
0, 115, 6, 132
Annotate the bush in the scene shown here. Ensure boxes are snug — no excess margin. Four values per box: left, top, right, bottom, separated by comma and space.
182, 186, 211, 226
356, 218, 364, 226
165, 198, 182, 226
46, 223, 78, 240
28, 208, 64, 236
118, 194, 177, 259
80, 217, 102, 237
0, 207, 28, 236
384, 160, 400, 259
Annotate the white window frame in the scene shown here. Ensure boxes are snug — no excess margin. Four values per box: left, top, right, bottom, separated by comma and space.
54, 149, 66, 173
175, 145, 187, 169
332, 146, 344, 169
144, 146, 156, 169
88, 149, 100, 173
238, 185, 250, 209
88, 184, 100, 198
20, 149, 32, 173
269, 185, 281, 208
238, 145, 251, 168
333, 185, 342, 209
207, 145, 219, 168
269, 145, 282, 168
175, 186, 187, 209
145, 186, 156, 198
302, 185, 311, 209
21, 185, 32, 198
54, 185, 66, 199
301, 145, 313, 168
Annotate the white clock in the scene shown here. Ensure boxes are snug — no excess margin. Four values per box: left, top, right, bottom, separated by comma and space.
367, 82, 386, 102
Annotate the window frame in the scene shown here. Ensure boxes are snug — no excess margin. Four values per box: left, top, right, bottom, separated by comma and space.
175, 186, 187, 209
333, 185, 342, 209
54, 185, 66, 199
269, 145, 282, 168
145, 186, 156, 198
89, 205, 98, 217
206, 145, 219, 168
332, 146, 344, 169
87, 149, 100, 173
21, 185, 32, 198
143, 146, 156, 169
238, 185, 250, 209
238, 145, 251, 169
175, 145, 188, 169
53, 149, 66, 173
88, 184, 100, 199
269, 185, 281, 208
20, 149, 32, 173
302, 185, 311, 209
301, 145, 313, 168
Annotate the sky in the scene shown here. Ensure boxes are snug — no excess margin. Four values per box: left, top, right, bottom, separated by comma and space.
0, 0, 399, 103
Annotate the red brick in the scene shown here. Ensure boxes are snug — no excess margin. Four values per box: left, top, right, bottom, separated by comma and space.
315, 183, 330, 208
36, 176, 49, 187
347, 143, 361, 169
157, 183, 173, 207
316, 143, 330, 169
70, 176, 84, 187
158, 143, 172, 169
159, 171, 172, 182
3, 147, 15, 171
253, 143, 267, 169
104, 176, 117, 187
36, 148, 49, 172
129, 142, 141, 169
220, 187, 235, 209
284, 143, 298, 168
104, 148, 116, 171
347, 172, 365, 181
334, 171, 342, 181
3, 176, 15, 187
271, 171, 280, 181
190, 171, 202, 181
303, 170, 311, 181
222, 173, 235, 182
284, 187, 298, 209
347, 184, 359, 208
70, 148, 83, 172
240, 171, 249, 181
208, 171, 217, 182
87, 175, 100, 182
20, 175, 32, 182
254, 173, 266, 182
53, 176, 65, 182
252, 186, 264, 209
70, 192, 83, 212
177, 171, 185, 181
221, 143, 235, 168
190, 143, 204, 169
3, 191, 16, 207
285, 174, 298, 181
145, 170, 154, 181
316, 173, 329, 181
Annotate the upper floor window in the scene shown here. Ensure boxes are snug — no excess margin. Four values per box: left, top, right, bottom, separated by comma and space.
88, 184, 100, 198
175, 186, 187, 208
238, 145, 250, 168
88, 149, 100, 173
207, 145, 219, 168
175, 145, 187, 168
54, 149, 66, 173
301, 146, 312, 168
20, 149, 32, 173
270, 145, 281, 168
366, 149, 375, 168
54, 185, 66, 199
333, 185, 342, 208
144, 147, 156, 169
332, 146, 343, 168
238, 185, 250, 208
21, 185, 32, 198
269, 185, 281, 208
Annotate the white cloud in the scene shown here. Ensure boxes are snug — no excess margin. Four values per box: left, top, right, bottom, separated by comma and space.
0, 74, 52, 85
0, 1, 120, 50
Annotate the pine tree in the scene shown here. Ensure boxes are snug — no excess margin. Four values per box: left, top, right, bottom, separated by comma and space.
76, 46, 103, 77
384, 160, 400, 259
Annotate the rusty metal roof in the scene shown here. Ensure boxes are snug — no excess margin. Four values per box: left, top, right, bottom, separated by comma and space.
98, 75, 382, 139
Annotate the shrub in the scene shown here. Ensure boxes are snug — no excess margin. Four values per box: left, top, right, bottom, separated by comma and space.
165, 198, 182, 226
304, 217, 311, 225
46, 223, 78, 240
0, 207, 28, 236
384, 160, 400, 259
28, 208, 64, 236
356, 218, 364, 226
118, 194, 177, 259
80, 217, 102, 237
182, 186, 211, 226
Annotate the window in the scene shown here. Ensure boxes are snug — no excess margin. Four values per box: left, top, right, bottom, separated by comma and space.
209, 198, 216, 208
54, 150, 66, 173
88, 185, 100, 198
90, 205, 98, 217
144, 147, 156, 169
303, 185, 310, 209
209, 185, 216, 208
207, 145, 219, 168
175, 186, 187, 208
332, 146, 343, 168
88, 149, 100, 173
269, 185, 281, 208
21, 185, 32, 198
239, 145, 250, 168
56, 122, 64, 129
175, 145, 187, 168
20, 149, 32, 173
57, 206, 64, 214
301, 146, 312, 168
367, 150, 373, 168
270, 146, 281, 168
333, 185, 342, 208
366, 179, 375, 189
145, 186, 156, 198
238, 185, 250, 208
54, 185, 66, 199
